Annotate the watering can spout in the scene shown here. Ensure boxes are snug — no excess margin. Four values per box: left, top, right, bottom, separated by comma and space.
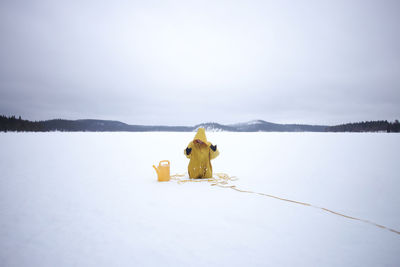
153, 165, 159, 176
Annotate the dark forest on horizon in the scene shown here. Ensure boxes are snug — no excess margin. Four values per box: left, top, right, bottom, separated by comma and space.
1, 115, 399, 132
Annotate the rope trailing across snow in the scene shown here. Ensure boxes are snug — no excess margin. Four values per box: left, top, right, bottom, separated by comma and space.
170, 173, 400, 236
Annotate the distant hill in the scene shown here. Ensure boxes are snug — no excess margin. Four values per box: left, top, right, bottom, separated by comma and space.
0, 116, 194, 132
195, 120, 327, 132
227, 120, 327, 132
1, 115, 399, 132
41, 119, 193, 132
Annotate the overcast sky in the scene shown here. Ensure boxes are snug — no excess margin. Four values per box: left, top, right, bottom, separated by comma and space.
0, 0, 399, 126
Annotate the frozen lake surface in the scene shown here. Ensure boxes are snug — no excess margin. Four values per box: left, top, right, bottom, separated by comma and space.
1, 132, 399, 266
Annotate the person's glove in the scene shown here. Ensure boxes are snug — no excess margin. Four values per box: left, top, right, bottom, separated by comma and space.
186, 147, 192, 155
210, 144, 217, 151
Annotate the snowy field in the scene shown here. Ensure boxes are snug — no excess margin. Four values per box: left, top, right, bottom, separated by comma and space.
1, 132, 399, 267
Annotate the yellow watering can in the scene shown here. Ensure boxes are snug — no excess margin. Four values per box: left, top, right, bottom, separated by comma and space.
153, 160, 170, 182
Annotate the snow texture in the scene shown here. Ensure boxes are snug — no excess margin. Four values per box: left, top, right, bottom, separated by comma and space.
0, 132, 399, 267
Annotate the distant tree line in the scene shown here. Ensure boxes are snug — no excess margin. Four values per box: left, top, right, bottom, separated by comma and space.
1, 115, 400, 132
0, 115, 192, 132
0, 115, 129, 132
0, 115, 44, 132
325, 120, 400, 132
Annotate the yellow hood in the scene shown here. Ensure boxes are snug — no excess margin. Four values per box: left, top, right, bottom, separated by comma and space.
193, 128, 208, 143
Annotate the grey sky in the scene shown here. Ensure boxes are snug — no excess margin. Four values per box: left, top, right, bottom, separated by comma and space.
1, 0, 399, 126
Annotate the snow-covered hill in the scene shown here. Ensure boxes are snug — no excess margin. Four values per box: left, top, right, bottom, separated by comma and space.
228, 120, 327, 132
193, 122, 235, 132
192, 120, 328, 132
1, 132, 399, 266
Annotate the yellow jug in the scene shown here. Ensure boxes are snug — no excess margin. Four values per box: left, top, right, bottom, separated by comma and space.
153, 160, 170, 182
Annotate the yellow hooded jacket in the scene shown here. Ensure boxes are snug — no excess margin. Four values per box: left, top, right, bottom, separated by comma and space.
184, 128, 219, 178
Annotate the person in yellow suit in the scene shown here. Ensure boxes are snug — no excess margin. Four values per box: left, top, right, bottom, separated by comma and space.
184, 128, 219, 178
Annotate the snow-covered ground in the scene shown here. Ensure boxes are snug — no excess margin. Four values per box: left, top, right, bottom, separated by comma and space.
0, 132, 399, 267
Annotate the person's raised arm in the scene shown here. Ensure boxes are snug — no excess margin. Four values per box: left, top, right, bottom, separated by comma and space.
209, 144, 219, 159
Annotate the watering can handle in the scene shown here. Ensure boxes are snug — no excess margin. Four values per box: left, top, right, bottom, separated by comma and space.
159, 160, 170, 166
